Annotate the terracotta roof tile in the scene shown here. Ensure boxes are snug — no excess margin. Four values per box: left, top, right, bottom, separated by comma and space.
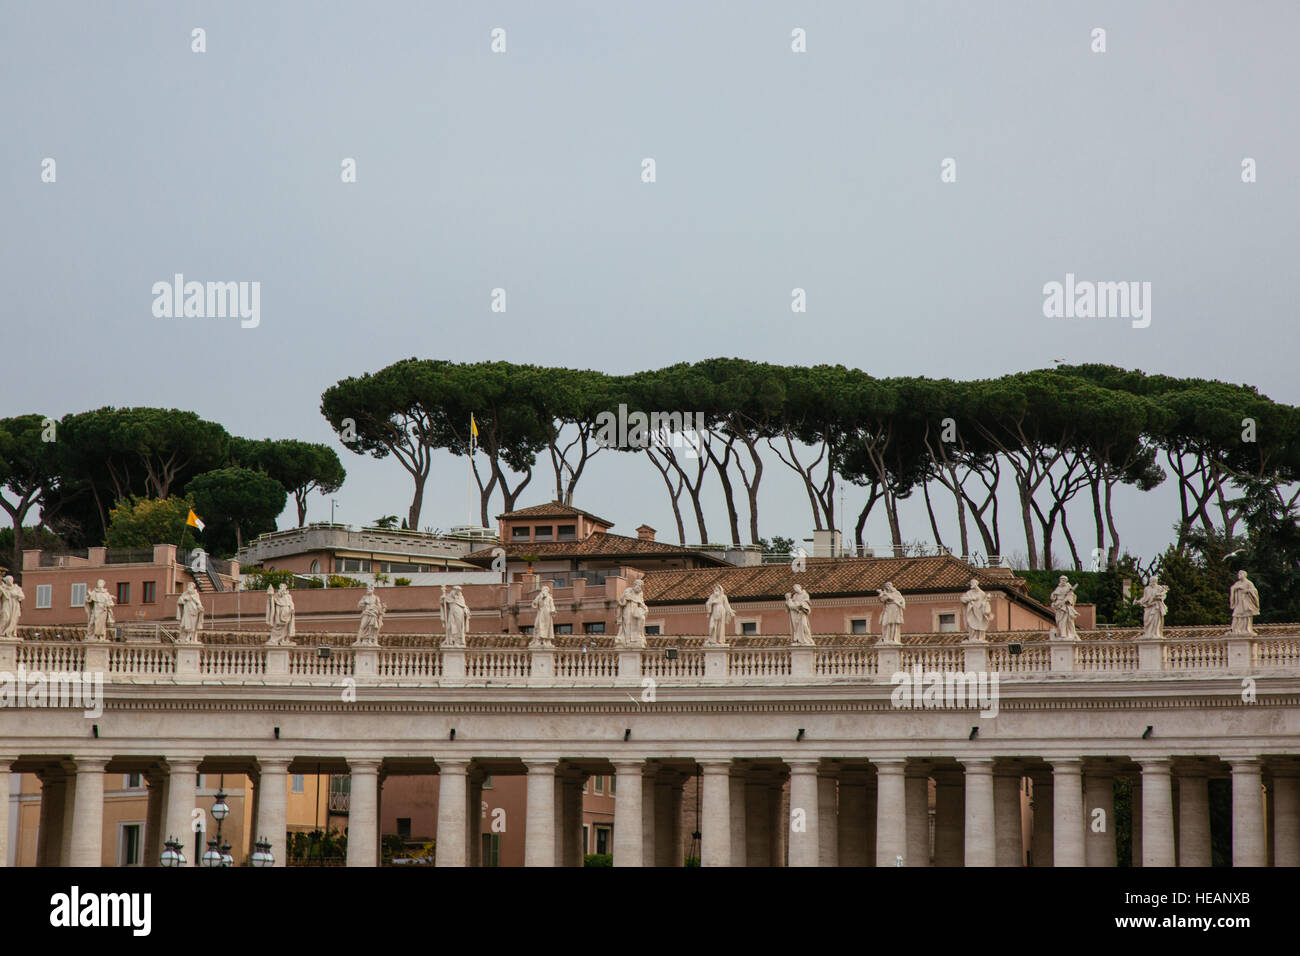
497, 501, 613, 525
465, 531, 730, 565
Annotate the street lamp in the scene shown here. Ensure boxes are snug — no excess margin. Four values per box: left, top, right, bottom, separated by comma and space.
250, 836, 275, 868
161, 836, 186, 868
200, 788, 232, 868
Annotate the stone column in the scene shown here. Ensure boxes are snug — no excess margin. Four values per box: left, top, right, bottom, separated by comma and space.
963, 759, 996, 867
838, 771, 871, 866
613, 761, 645, 867
561, 775, 583, 867
787, 761, 819, 867
1272, 771, 1300, 868
346, 759, 380, 867
163, 758, 200, 867
770, 780, 787, 866
69, 757, 109, 867
1030, 774, 1053, 867
700, 762, 732, 867
904, 767, 930, 867
36, 767, 69, 867
933, 770, 965, 866
143, 771, 166, 868
1130, 779, 1143, 867
1050, 759, 1085, 867
817, 770, 838, 868
435, 760, 470, 867
253, 759, 288, 868
994, 770, 1024, 867
524, 760, 558, 867
729, 770, 748, 867
655, 779, 676, 866
0, 757, 13, 868
1177, 769, 1211, 867
745, 780, 771, 866
1138, 760, 1175, 867
1084, 771, 1116, 867
59, 767, 78, 867
1228, 758, 1266, 867
874, 759, 907, 867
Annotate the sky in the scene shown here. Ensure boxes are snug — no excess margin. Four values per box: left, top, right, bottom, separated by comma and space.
2, 1, 1297, 564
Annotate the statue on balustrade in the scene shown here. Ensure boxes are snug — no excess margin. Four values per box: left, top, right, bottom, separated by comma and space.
1229, 570, 1260, 636
704, 584, 734, 647
960, 578, 992, 643
785, 584, 814, 646
176, 582, 205, 644
877, 581, 906, 644
1050, 576, 1079, 641
85, 579, 116, 642
265, 583, 296, 645
1137, 576, 1169, 640
616, 579, 648, 648
531, 584, 556, 648
440, 584, 470, 647
356, 583, 386, 646
0, 575, 24, 639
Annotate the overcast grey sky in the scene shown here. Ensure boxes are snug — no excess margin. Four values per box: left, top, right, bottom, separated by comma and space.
3, 1, 1297, 562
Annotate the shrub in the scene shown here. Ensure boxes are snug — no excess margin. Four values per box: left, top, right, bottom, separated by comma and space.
583, 853, 613, 867
394, 577, 412, 587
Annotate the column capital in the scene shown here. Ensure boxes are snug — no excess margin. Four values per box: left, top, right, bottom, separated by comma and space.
698, 760, 733, 774
255, 758, 291, 775
1136, 758, 1173, 774
1048, 757, 1084, 773
523, 758, 559, 773
1225, 756, 1264, 771
348, 758, 382, 774
437, 758, 471, 774
873, 758, 907, 774
165, 757, 202, 775
611, 759, 646, 775
786, 759, 820, 774
73, 756, 111, 772
0, 755, 19, 771
961, 758, 996, 774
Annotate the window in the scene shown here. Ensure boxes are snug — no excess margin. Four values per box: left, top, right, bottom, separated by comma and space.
519, 625, 534, 635
512, 527, 530, 539
70, 583, 87, 607
555, 623, 573, 634
594, 775, 603, 792
36, 585, 52, 609
124, 773, 143, 790
645, 624, 661, 636
583, 825, 589, 854
534, 525, 553, 540
558, 524, 576, 540
116, 582, 130, 604
595, 827, 610, 854
610, 775, 616, 794
740, 621, 758, 635
309, 560, 321, 574
481, 833, 501, 867
397, 818, 412, 840
292, 774, 305, 794
142, 581, 156, 604
850, 619, 868, 634
335, 558, 370, 573
584, 622, 605, 634
119, 824, 142, 867
938, 613, 957, 633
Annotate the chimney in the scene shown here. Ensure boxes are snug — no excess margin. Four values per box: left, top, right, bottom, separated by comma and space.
636, 524, 656, 542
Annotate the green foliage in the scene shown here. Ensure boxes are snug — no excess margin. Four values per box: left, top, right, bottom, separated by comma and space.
1235, 479, 1300, 623
370, 515, 400, 530
243, 567, 298, 591
683, 856, 701, 867
105, 495, 198, 551
582, 853, 613, 867
1150, 532, 1239, 626
393, 577, 412, 586
185, 467, 287, 555
229, 437, 346, 527
0, 414, 63, 570
1014, 566, 1143, 626
759, 535, 796, 554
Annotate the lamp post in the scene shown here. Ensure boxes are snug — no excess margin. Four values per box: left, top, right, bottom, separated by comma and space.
250, 836, 275, 867
201, 788, 231, 868
161, 836, 186, 868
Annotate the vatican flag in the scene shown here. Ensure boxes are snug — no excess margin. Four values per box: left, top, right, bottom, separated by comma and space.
470, 413, 479, 453
186, 509, 206, 532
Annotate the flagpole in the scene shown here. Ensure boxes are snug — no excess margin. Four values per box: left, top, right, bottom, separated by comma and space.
468, 415, 475, 526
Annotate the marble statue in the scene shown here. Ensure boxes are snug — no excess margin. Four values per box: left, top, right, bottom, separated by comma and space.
1050, 575, 1079, 641
265, 583, 296, 645
785, 584, 813, 646
85, 579, 116, 642
441, 584, 471, 647
616, 579, 648, 648
530, 585, 556, 647
704, 584, 734, 647
960, 578, 992, 642
1137, 576, 1169, 640
1229, 570, 1260, 636
0, 575, 24, 639
176, 583, 205, 644
877, 581, 906, 644
356, 583, 386, 646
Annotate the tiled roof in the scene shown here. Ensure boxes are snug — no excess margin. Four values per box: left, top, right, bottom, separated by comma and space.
641, 554, 1048, 613
497, 501, 613, 526
464, 531, 731, 566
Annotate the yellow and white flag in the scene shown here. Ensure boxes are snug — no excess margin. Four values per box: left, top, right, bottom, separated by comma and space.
186, 509, 205, 532
470, 413, 479, 452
